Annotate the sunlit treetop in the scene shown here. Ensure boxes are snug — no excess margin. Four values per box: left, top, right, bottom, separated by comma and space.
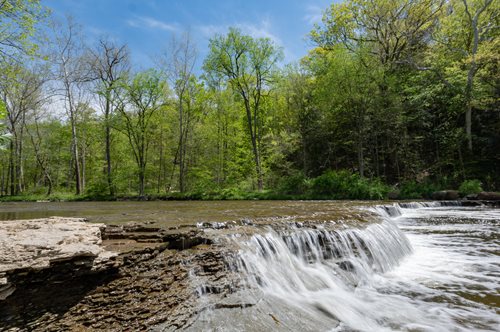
0, 0, 49, 61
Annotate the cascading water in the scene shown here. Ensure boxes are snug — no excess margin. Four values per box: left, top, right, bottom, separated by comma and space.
188, 201, 499, 332
234, 219, 413, 331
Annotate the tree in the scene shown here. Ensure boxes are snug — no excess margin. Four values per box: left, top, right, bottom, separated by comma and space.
159, 32, 197, 192
203, 28, 283, 190
0, 62, 47, 195
0, 0, 48, 61
311, 0, 444, 68
52, 16, 91, 195
456, 0, 496, 151
25, 106, 54, 195
88, 38, 130, 196
119, 70, 168, 196
0, 100, 9, 150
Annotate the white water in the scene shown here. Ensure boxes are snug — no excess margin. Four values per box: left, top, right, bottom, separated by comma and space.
231, 203, 500, 331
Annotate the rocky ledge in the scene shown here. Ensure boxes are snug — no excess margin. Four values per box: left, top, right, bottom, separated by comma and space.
0, 218, 240, 331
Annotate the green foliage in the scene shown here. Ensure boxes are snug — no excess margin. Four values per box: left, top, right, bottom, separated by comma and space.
310, 170, 390, 200
203, 28, 283, 189
0, 0, 49, 59
1, 0, 499, 199
459, 179, 483, 196
277, 172, 311, 195
0, 100, 10, 150
398, 181, 445, 199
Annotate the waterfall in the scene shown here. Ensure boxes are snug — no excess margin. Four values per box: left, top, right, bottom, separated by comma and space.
189, 201, 499, 331
228, 210, 413, 331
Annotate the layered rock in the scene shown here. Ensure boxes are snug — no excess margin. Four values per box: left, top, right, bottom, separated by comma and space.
0, 218, 117, 302
477, 191, 500, 201
431, 190, 459, 200
0, 218, 237, 331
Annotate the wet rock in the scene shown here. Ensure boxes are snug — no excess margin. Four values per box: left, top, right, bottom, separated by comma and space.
465, 194, 478, 200
431, 190, 459, 200
477, 191, 500, 201
461, 200, 482, 207
338, 260, 355, 272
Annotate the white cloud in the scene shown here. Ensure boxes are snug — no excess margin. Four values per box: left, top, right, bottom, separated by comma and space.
303, 5, 323, 25
127, 16, 179, 32
198, 19, 282, 46
197, 19, 301, 63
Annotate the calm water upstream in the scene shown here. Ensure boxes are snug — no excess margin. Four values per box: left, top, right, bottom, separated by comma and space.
0, 201, 498, 331
0, 200, 371, 226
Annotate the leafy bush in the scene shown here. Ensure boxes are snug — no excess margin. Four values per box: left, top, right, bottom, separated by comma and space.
310, 170, 389, 200
459, 179, 483, 196
399, 181, 443, 199
277, 172, 310, 195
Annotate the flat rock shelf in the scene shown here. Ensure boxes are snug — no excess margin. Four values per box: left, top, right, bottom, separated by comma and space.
0, 217, 237, 331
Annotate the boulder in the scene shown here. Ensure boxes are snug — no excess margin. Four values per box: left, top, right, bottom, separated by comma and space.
0, 217, 108, 274
431, 190, 459, 200
465, 194, 478, 200
477, 191, 500, 201
0, 217, 117, 302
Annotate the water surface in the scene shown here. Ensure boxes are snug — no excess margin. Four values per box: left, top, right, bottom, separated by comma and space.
0, 200, 374, 226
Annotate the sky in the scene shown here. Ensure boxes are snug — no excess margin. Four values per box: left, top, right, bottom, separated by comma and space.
44, 0, 334, 71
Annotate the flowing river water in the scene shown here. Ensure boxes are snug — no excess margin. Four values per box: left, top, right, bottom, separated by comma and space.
0, 201, 498, 331
188, 202, 500, 332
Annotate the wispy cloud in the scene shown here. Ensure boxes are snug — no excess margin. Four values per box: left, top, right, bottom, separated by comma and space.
127, 16, 179, 32
197, 19, 300, 63
303, 5, 323, 25
199, 18, 282, 46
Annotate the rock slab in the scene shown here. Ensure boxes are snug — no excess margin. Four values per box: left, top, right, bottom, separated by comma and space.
0, 217, 107, 273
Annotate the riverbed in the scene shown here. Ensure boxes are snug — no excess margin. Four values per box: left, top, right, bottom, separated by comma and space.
0, 201, 498, 331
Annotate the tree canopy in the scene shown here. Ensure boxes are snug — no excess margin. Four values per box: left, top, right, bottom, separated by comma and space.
0, 0, 498, 200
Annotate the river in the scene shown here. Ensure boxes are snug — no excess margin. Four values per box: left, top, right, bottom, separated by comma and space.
188, 202, 500, 332
0, 200, 498, 331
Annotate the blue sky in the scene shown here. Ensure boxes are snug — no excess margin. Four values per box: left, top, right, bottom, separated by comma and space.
44, 0, 334, 70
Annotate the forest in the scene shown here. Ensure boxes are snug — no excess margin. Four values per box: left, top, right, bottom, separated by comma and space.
0, 0, 498, 201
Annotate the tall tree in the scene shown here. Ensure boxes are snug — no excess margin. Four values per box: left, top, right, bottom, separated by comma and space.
311, 0, 444, 67
88, 38, 130, 196
457, 0, 495, 151
52, 16, 91, 195
0, 62, 46, 194
203, 28, 282, 190
159, 32, 197, 192
120, 70, 168, 196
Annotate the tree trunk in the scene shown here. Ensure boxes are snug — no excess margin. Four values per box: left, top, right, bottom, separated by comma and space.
178, 99, 185, 192
9, 139, 15, 195
242, 97, 263, 191
70, 112, 81, 195
462, 0, 493, 152
138, 167, 145, 197
105, 97, 114, 196
358, 138, 364, 178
